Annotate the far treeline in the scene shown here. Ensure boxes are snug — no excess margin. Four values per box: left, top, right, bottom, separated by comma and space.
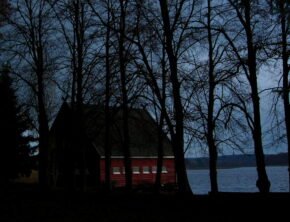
186, 153, 289, 169
0, 0, 289, 194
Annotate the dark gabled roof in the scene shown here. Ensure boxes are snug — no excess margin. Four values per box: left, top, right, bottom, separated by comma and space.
51, 102, 173, 157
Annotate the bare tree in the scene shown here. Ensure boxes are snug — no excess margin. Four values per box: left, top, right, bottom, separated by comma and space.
127, 0, 197, 194
104, 0, 113, 192
206, 0, 218, 194
277, 0, 290, 192
224, 0, 271, 193
268, 0, 290, 191
88, 0, 148, 190
50, 0, 105, 191
3, 0, 56, 190
158, 0, 193, 194
117, 0, 132, 190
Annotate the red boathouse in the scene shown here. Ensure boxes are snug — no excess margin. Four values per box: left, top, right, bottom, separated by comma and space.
48, 103, 176, 189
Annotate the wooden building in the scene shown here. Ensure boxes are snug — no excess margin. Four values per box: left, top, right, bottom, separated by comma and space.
48, 103, 176, 189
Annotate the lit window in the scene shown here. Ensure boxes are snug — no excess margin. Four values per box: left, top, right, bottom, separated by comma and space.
112, 167, 121, 174
143, 166, 150, 174
133, 166, 140, 174
162, 166, 168, 173
152, 166, 157, 174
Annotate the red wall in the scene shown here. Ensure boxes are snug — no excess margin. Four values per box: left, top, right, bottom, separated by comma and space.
100, 158, 176, 187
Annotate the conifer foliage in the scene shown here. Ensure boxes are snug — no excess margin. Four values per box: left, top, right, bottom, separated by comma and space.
0, 65, 32, 185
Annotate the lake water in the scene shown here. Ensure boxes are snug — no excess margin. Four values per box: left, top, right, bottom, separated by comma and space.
187, 166, 289, 194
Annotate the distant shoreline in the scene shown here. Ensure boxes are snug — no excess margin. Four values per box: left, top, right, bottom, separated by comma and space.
186, 164, 288, 170
186, 153, 288, 170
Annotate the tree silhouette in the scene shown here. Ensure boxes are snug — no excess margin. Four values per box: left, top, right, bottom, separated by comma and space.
158, 0, 192, 194
3, 0, 54, 190
222, 0, 271, 193
0, 65, 32, 187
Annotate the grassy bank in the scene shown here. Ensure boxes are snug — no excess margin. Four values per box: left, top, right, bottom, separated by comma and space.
1, 185, 289, 222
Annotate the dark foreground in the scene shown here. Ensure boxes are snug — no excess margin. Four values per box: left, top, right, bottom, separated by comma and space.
1, 185, 289, 222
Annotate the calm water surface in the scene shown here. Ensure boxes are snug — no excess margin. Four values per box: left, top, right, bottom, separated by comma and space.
187, 166, 289, 194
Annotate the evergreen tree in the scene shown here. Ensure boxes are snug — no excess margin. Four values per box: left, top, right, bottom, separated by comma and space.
0, 65, 32, 186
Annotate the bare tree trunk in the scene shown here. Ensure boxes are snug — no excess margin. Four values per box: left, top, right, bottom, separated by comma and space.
243, 1, 270, 193
71, 35, 77, 105
155, 108, 165, 192
119, 0, 132, 190
159, 0, 191, 194
279, 0, 290, 192
206, 0, 218, 194
37, 71, 50, 191
155, 49, 166, 192
73, 0, 85, 191
34, 3, 50, 191
104, 1, 112, 191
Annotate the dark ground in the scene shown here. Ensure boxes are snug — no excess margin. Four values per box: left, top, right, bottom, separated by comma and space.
1, 184, 289, 222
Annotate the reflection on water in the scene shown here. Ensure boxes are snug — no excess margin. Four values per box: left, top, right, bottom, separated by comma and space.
187, 166, 289, 194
